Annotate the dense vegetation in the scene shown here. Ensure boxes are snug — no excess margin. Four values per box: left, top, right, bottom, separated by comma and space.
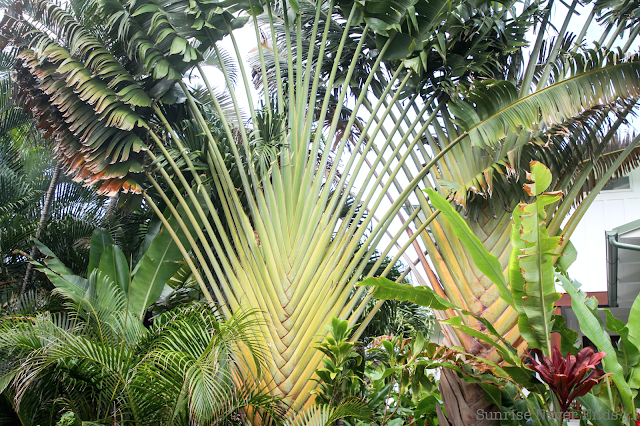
1, 0, 640, 423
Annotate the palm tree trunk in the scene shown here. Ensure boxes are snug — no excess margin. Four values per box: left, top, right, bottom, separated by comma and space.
431, 311, 501, 426
437, 368, 500, 426
101, 194, 119, 228
21, 162, 62, 293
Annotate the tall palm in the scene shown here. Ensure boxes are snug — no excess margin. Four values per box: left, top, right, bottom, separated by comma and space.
2, 0, 640, 414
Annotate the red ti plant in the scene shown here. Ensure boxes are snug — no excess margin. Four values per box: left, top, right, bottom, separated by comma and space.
526, 347, 610, 413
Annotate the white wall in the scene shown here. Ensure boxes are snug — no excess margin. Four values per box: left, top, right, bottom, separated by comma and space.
566, 167, 640, 292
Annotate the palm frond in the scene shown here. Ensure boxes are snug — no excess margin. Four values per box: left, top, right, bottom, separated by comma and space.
450, 58, 640, 149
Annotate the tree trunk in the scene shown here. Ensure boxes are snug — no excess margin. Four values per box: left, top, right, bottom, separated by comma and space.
436, 368, 501, 426
433, 311, 501, 426
21, 162, 62, 293
102, 194, 119, 224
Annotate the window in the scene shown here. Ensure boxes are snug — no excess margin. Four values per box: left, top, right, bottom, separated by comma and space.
602, 176, 631, 191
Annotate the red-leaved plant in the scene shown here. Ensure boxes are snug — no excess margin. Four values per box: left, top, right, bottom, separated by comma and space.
526, 347, 609, 413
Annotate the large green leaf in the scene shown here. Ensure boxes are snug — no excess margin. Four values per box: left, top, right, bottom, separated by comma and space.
556, 237, 577, 274
508, 162, 562, 354
450, 62, 640, 149
360, 276, 457, 310
88, 228, 114, 277
128, 187, 209, 319
559, 275, 634, 415
98, 245, 130, 299
576, 394, 624, 426
627, 292, 640, 347
441, 316, 520, 365
424, 188, 513, 306
603, 309, 640, 376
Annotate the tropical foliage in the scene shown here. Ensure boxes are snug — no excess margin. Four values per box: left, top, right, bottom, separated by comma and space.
367, 162, 640, 424
0, 231, 284, 425
1, 0, 640, 419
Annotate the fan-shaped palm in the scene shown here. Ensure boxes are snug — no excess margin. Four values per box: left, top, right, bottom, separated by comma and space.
2, 0, 640, 415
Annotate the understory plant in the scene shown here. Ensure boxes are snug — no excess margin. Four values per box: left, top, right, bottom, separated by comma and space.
0, 228, 284, 425
311, 317, 511, 426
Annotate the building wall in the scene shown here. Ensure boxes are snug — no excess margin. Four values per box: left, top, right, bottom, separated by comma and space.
567, 167, 640, 292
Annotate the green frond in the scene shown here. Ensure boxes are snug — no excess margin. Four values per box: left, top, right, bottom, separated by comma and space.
285, 399, 371, 426
450, 59, 640, 149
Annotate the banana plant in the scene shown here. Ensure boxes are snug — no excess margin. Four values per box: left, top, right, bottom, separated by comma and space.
3, 0, 640, 413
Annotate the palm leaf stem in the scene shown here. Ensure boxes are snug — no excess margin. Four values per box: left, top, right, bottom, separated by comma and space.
297, 1, 330, 146
382, 209, 441, 278
599, 23, 614, 45
297, 15, 370, 196
281, 0, 295, 147
366, 98, 442, 200
348, 210, 440, 335
249, 2, 274, 117
364, 130, 469, 256
289, 65, 409, 274
363, 149, 419, 234
178, 82, 283, 287
275, 209, 434, 396
278, 209, 435, 366
431, 116, 471, 183
320, 74, 426, 246
142, 192, 218, 312
392, 97, 427, 141
300, 1, 353, 187
623, 25, 640, 52
604, 20, 626, 50
361, 206, 425, 280
182, 76, 286, 280
292, 21, 370, 241
158, 86, 282, 289
571, 6, 596, 52
144, 172, 235, 309
373, 100, 443, 194
415, 193, 487, 318
372, 209, 430, 277
327, 209, 427, 330
536, 0, 578, 89
295, 11, 304, 105
225, 20, 260, 130
286, 86, 426, 305
205, 48, 261, 196
265, 0, 285, 116
143, 133, 240, 305
331, 118, 453, 311
363, 116, 441, 244
146, 129, 283, 328
202, 167, 292, 358
520, 0, 553, 96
